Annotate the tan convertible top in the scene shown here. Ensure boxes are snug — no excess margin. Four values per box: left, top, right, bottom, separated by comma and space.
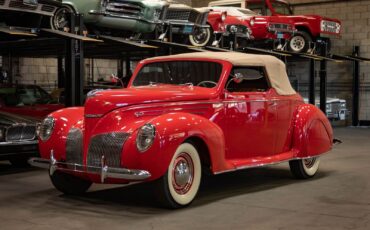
145, 52, 296, 96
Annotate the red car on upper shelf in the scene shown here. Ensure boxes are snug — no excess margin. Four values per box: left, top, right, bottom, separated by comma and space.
209, 0, 341, 53
189, 6, 295, 49
30, 52, 335, 209
0, 84, 64, 119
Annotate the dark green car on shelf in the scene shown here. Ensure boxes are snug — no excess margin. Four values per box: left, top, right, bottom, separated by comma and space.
52, 0, 209, 39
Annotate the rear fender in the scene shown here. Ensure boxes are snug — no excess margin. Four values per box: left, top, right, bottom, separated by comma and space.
292, 104, 333, 158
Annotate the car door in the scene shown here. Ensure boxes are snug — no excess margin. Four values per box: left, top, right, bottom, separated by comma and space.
224, 66, 276, 160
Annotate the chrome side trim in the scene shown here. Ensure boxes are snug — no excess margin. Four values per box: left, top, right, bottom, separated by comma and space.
28, 150, 151, 182
214, 151, 332, 175
0, 140, 37, 146
85, 114, 103, 118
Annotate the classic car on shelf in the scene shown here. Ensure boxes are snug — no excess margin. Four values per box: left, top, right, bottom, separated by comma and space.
0, 111, 40, 167
51, 0, 209, 40
0, 0, 62, 28
30, 52, 334, 208
305, 97, 348, 121
189, 6, 295, 48
0, 84, 64, 119
209, 0, 341, 53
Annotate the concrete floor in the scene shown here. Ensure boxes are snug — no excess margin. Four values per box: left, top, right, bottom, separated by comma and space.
0, 127, 369, 230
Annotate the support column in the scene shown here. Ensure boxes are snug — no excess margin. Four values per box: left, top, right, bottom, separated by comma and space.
319, 44, 327, 114
352, 46, 360, 126
64, 13, 84, 107
309, 59, 316, 105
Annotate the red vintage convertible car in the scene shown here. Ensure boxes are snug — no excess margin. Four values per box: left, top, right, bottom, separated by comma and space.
30, 52, 334, 208
190, 6, 295, 48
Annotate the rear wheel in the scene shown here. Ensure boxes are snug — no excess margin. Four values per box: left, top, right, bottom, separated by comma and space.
51, 5, 75, 31
189, 27, 213, 47
154, 143, 202, 208
289, 157, 320, 179
50, 171, 92, 195
288, 31, 313, 53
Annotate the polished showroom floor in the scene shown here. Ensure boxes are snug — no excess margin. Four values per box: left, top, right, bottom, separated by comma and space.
0, 127, 369, 230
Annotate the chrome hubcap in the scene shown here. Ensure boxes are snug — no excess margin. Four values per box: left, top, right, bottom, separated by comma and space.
304, 158, 317, 168
172, 153, 194, 195
290, 36, 305, 52
193, 28, 209, 44
54, 8, 71, 30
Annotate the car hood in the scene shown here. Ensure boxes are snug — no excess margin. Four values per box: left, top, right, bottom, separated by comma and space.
84, 86, 218, 117
0, 111, 41, 128
284, 15, 340, 23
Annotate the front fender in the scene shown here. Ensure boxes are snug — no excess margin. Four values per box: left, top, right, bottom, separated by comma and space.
121, 112, 228, 180
292, 104, 333, 158
39, 107, 84, 160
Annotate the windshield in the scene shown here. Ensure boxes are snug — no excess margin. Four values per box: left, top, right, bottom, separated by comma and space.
271, 1, 293, 15
247, 0, 293, 16
132, 61, 223, 88
237, 8, 258, 16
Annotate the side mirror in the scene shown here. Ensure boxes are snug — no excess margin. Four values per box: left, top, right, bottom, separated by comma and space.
233, 72, 245, 84
110, 73, 124, 87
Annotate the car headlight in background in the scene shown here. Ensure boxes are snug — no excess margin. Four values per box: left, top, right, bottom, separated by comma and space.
39, 117, 55, 141
136, 124, 156, 152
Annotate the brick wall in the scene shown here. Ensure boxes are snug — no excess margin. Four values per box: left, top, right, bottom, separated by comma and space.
12, 58, 119, 91
291, 0, 370, 121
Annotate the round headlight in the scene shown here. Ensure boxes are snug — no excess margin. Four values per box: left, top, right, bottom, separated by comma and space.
136, 124, 156, 152
39, 117, 55, 141
221, 12, 227, 22
250, 18, 255, 26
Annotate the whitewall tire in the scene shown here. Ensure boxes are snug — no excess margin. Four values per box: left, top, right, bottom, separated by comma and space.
155, 142, 202, 208
289, 157, 321, 179
189, 27, 212, 47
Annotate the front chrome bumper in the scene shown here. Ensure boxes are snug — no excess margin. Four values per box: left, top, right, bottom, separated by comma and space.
29, 150, 151, 183
89, 10, 160, 24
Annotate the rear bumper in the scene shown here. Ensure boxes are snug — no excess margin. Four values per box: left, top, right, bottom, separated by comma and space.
28, 151, 151, 183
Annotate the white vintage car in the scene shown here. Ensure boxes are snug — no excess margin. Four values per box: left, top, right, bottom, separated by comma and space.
304, 98, 348, 121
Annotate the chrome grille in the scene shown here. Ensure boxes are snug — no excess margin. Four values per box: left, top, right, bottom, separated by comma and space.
41, 5, 56, 13
65, 128, 83, 164
105, 1, 142, 16
269, 23, 293, 32
9, 0, 37, 10
165, 9, 200, 23
87, 132, 130, 169
6, 125, 36, 142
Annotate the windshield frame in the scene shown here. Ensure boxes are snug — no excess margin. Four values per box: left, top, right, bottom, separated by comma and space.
130, 59, 227, 90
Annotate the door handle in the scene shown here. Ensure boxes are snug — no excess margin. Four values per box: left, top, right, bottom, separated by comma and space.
269, 101, 277, 106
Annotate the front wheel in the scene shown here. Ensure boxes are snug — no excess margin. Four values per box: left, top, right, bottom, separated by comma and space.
288, 31, 313, 53
154, 142, 202, 208
289, 157, 320, 179
51, 5, 75, 31
50, 171, 92, 195
189, 27, 213, 47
